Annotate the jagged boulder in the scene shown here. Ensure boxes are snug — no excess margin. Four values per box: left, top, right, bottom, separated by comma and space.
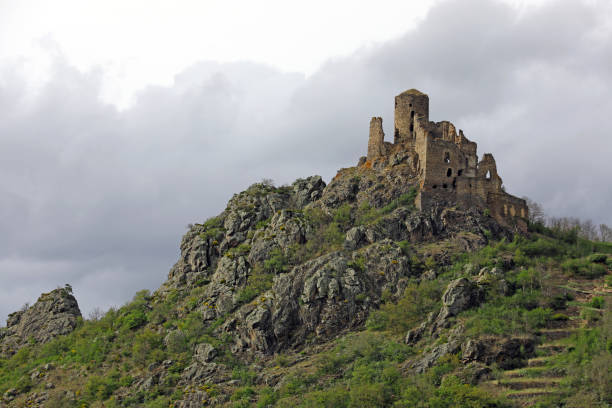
406, 278, 484, 345
412, 339, 462, 373
438, 277, 484, 321
1, 287, 81, 356
292, 176, 326, 208
462, 336, 536, 369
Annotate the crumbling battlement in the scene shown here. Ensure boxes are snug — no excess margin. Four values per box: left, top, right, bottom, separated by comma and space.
365, 89, 528, 230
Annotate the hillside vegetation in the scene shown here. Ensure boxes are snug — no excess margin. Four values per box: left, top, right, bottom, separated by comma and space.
1, 166, 611, 408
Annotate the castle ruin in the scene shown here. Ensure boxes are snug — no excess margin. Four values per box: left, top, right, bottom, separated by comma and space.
366, 89, 528, 230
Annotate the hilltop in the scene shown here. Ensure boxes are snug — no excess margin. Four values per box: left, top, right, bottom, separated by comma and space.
0, 90, 611, 408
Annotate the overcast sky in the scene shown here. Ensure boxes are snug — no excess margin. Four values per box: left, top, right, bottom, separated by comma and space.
1, 0, 611, 323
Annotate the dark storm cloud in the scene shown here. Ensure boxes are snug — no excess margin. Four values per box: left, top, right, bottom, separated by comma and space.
1, 0, 611, 322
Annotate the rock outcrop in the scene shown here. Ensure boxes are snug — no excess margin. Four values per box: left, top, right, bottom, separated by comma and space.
1, 286, 81, 356
462, 336, 536, 369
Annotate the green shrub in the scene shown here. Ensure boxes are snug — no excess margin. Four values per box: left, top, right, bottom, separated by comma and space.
230, 386, 256, 401
333, 203, 353, 228
548, 293, 571, 310
590, 297, 605, 309
588, 253, 608, 263
132, 329, 164, 367
581, 308, 601, 324
428, 375, 501, 408
349, 382, 393, 408
121, 309, 147, 329
237, 265, 274, 304
366, 281, 442, 333
380, 189, 417, 214
525, 307, 553, 329
263, 248, 289, 274
257, 387, 279, 408
356, 202, 379, 226
299, 385, 349, 408
15, 375, 32, 393
85, 370, 121, 401
562, 259, 607, 278
522, 238, 561, 258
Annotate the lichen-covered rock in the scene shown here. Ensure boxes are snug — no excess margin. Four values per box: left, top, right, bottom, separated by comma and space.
412, 339, 461, 373
227, 240, 412, 357
0, 287, 81, 357
248, 209, 309, 264
438, 277, 484, 320
194, 343, 217, 363
292, 176, 325, 208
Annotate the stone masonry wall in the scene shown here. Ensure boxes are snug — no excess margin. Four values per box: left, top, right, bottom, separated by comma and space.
367, 117, 385, 160
394, 89, 429, 145
367, 88, 528, 228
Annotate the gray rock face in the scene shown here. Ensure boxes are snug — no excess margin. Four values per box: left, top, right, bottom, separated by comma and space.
1, 287, 81, 357
164, 178, 325, 293
413, 339, 461, 373
438, 278, 484, 320
462, 336, 536, 369
227, 240, 412, 357
248, 209, 309, 264
194, 343, 217, 363
292, 176, 325, 208
406, 278, 484, 345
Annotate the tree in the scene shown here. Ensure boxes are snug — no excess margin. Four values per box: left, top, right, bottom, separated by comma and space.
522, 196, 545, 224
600, 224, 612, 242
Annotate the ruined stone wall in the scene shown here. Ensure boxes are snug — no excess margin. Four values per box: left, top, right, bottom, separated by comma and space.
487, 192, 529, 232
415, 119, 480, 210
394, 89, 429, 145
367, 117, 385, 160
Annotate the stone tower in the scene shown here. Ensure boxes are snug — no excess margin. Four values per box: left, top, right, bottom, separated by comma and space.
394, 89, 429, 145
367, 117, 385, 160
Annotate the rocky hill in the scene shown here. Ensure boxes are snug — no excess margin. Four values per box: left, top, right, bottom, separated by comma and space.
0, 286, 81, 358
1, 91, 611, 408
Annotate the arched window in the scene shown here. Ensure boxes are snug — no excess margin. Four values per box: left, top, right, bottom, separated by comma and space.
446, 168, 452, 177
444, 152, 450, 163
485, 170, 491, 180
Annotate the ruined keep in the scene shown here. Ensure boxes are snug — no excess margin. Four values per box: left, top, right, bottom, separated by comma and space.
365, 89, 528, 230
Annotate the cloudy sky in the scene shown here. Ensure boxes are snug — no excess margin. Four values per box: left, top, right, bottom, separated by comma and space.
1, 0, 611, 323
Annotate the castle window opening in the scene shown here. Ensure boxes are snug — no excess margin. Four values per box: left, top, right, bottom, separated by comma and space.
446, 168, 452, 177
411, 111, 415, 118
432, 184, 437, 189
485, 170, 491, 180
410, 124, 414, 131
444, 152, 451, 163
452, 178, 457, 189
443, 183, 448, 189
465, 158, 468, 168
458, 169, 463, 176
